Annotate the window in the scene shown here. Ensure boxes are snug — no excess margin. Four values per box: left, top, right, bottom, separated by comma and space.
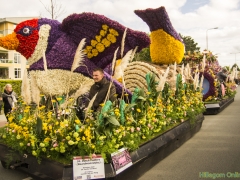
14, 53, 21, 63
14, 68, 21, 78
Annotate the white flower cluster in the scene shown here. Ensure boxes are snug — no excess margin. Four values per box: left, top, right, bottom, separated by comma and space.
29, 69, 94, 96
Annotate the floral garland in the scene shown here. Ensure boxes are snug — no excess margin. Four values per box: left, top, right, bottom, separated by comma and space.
182, 51, 218, 65
200, 71, 216, 101
84, 24, 119, 59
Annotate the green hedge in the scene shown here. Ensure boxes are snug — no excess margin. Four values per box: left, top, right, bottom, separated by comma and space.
0, 80, 22, 96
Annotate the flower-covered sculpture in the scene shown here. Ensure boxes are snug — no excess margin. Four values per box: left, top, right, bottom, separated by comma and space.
0, 13, 150, 95
135, 6, 185, 64
0, 7, 184, 96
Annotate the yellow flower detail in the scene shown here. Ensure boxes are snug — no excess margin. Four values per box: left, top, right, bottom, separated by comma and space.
56, 97, 62, 101
102, 24, 109, 30
91, 40, 98, 47
136, 108, 141, 113
42, 123, 48, 131
100, 30, 107, 37
96, 43, 105, 52
107, 34, 117, 43
75, 119, 81, 124
95, 35, 102, 42
85, 45, 93, 52
150, 29, 184, 64
102, 38, 111, 47
44, 137, 51, 142
92, 49, 98, 56
87, 53, 93, 59
109, 28, 119, 36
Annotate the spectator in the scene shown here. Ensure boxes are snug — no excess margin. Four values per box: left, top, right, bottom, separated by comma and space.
2, 84, 17, 120
0, 91, 2, 114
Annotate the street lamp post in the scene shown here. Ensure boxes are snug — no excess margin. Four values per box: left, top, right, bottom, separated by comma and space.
230, 52, 240, 64
206, 27, 218, 50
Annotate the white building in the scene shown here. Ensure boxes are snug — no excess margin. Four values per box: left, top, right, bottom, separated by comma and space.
0, 17, 38, 79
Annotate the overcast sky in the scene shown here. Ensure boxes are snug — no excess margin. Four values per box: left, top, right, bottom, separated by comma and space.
0, 0, 240, 67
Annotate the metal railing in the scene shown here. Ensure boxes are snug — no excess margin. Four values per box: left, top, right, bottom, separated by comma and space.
0, 59, 13, 63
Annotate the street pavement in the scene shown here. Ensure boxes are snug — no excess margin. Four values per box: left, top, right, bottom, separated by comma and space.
139, 86, 240, 180
0, 114, 7, 127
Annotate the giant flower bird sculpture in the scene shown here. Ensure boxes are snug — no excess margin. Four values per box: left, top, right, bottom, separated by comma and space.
0, 13, 149, 96
0, 6, 184, 96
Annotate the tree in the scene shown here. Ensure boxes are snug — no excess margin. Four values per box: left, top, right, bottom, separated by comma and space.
133, 46, 151, 62
231, 63, 240, 71
38, 0, 65, 20
180, 34, 200, 54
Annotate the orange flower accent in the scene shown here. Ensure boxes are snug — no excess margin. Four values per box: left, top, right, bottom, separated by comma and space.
0, 32, 19, 50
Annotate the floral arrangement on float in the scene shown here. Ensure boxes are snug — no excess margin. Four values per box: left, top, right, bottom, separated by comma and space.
0, 72, 205, 164
184, 51, 237, 102
182, 51, 218, 67
0, 6, 205, 164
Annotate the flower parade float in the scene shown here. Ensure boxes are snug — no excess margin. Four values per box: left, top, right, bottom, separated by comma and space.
0, 6, 205, 180
182, 51, 237, 115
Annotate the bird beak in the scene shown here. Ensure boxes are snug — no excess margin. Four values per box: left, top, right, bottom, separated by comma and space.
0, 32, 19, 50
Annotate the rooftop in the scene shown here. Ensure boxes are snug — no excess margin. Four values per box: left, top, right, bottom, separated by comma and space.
0, 17, 40, 24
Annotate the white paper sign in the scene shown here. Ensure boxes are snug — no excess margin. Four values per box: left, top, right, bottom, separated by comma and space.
73, 156, 105, 180
111, 148, 132, 174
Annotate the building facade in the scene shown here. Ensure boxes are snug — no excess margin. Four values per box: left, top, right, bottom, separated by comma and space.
0, 17, 38, 79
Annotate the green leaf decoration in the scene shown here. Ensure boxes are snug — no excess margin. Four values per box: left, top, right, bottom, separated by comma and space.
98, 100, 112, 126
57, 96, 65, 105
124, 103, 136, 113
146, 73, 151, 91
119, 100, 126, 125
36, 117, 43, 135
18, 114, 23, 120
107, 115, 120, 126
131, 87, 140, 104
75, 125, 79, 132
176, 74, 181, 90
137, 96, 146, 101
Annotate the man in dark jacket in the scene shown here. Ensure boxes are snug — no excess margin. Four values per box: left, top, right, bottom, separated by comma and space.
87, 68, 116, 111
217, 68, 228, 83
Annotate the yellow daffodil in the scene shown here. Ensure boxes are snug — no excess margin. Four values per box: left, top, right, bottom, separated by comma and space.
136, 108, 141, 113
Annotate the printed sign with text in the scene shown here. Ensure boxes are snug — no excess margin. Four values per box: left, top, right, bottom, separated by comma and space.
73, 155, 105, 180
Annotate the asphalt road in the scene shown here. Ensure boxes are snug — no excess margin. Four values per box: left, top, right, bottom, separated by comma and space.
139, 87, 240, 180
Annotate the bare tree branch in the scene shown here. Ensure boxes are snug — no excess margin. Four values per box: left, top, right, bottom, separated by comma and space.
38, 0, 65, 20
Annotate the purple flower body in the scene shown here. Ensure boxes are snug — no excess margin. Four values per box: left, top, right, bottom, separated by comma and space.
134, 6, 182, 42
